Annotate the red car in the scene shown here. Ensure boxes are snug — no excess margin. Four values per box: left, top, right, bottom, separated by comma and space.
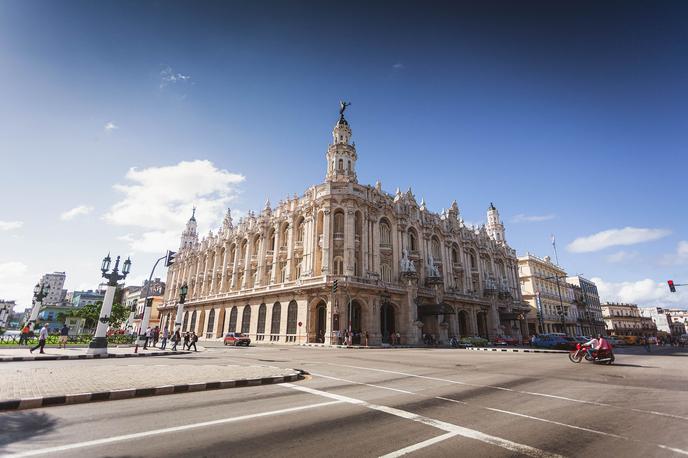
493, 335, 520, 346
224, 332, 251, 346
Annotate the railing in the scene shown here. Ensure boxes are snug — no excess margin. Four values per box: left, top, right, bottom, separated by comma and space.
269, 334, 280, 342
333, 232, 344, 241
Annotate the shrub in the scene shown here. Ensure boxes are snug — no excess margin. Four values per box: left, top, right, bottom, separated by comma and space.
459, 336, 489, 347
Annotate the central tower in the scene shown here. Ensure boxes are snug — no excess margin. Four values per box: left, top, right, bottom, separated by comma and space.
325, 101, 358, 183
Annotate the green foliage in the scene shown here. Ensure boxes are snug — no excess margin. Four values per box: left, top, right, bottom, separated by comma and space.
73, 301, 129, 329
108, 302, 130, 328
459, 336, 489, 347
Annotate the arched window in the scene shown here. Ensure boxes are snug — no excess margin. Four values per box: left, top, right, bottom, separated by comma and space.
182, 311, 189, 331
268, 231, 275, 251
206, 309, 215, 334
333, 256, 344, 275
409, 231, 417, 251
451, 246, 458, 264
469, 252, 477, 270
271, 302, 281, 334
338, 159, 344, 171
286, 300, 298, 334
189, 310, 197, 333
228, 306, 238, 332
241, 305, 251, 334
380, 220, 391, 246
296, 259, 302, 278
279, 262, 287, 283
347, 160, 351, 172
381, 264, 392, 282
257, 304, 267, 334
333, 210, 344, 235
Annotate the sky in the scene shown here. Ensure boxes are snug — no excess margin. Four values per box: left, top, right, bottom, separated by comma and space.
1, 1, 687, 311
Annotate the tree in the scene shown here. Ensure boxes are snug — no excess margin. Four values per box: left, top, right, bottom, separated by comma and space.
108, 302, 129, 328
74, 301, 130, 332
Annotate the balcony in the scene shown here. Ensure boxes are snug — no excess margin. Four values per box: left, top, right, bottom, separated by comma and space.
333, 232, 344, 241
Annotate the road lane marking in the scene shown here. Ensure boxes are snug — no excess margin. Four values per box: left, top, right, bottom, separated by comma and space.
379, 432, 460, 458
323, 362, 688, 421
282, 383, 563, 458
310, 370, 688, 456
7, 400, 343, 457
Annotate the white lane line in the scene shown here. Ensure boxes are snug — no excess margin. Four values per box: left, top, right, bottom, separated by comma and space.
379, 431, 460, 458
312, 369, 688, 456
282, 383, 563, 458
7, 400, 342, 457
323, 362, 688, 421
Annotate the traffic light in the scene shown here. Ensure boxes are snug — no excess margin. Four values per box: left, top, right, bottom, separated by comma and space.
668, 280, 676, 293
164, 250, 177, 267
332, 279, 338, 294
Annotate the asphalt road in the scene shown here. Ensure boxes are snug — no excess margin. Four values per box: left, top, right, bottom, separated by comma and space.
2, 345, 687, 457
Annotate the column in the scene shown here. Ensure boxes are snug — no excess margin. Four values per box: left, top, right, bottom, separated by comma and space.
256, 233, 267, 286
361, 213, 369, 275
285, 221, 294, 280
271, 224, 281, 283
241, 237, 253, 289
219, 242, 229, 292
209, 249, 219, 294
321, 210, 330, 274
230, 240, 240, 289
344, 208, 355, 276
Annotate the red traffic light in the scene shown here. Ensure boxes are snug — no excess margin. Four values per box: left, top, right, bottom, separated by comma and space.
668, 280, 676, 293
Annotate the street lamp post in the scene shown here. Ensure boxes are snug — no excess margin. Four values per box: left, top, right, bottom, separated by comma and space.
542, 273, 569, 335
28, 283, 51, 330
174, 284, 188, 332
87, 253, 131, 355
135, 254, 167, 348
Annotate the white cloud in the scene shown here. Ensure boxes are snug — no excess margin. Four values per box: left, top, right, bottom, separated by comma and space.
392, 63, 405, 70
0, 261, 28, 279
0, 220, 23, 231
511, 213, 556, 223
661, 240, 688, 265
60, 205, 94, 221
105, 160, 244, 252
592, 277, 688, 307
567, 227, 671, 253
160, 66, 192, 88
104, 121, 118, 132
605, 250, 639, 263
118, 231, 180, 254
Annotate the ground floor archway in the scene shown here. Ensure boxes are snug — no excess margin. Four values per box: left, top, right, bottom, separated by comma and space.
477, 311, 488, 338
458, 310, 469, 337
380, 302, 396, 343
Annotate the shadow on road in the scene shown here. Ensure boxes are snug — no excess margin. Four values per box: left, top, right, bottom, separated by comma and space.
610, 363, 658, 368
0, 410, 59, 452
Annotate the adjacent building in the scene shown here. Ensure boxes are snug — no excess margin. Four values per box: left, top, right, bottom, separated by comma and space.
567, 275, 605, 336
162, 105, 529, 345
131, 279, 165, 334
71, 290, 105, 308
38, 272, 67, 305
518, 253, 577, 335
603, 302, 656, 337
0, 300, 15, 328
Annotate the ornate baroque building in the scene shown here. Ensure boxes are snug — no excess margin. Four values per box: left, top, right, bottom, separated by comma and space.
161, 105, 529, 345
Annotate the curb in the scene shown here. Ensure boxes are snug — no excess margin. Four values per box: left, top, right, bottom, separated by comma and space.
0, 371, 305, 412
299, 343, 416, 349
0, 350, 191, 362
466, 347, 568, 354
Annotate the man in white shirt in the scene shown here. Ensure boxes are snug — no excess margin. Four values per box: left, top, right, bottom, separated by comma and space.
30, 324, 49, 354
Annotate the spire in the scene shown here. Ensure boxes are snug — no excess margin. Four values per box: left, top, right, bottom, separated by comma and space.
180, 206, 199, 250
190, 206, 196, 221
326, 101, 357, 183
222, 208, 233, 231
486, 202, 505, 244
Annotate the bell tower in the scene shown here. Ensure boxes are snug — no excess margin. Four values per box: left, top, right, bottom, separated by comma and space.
486, 202, 506, 244
179, 207, 199, 250
326, 101, 357, 183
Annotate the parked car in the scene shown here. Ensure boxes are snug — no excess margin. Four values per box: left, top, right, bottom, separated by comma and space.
223, 332, 251, 346
622, 335, 639, 345
492, 335, 520, 346
606, 336, 625, 347
532, 333, 578, 350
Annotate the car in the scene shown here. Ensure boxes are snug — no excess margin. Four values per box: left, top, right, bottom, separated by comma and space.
622, 335, 639, 345
532, 333, 578, 350
606, 336, 625, 347
223, 332, 251, 346
492, 335, 520, 346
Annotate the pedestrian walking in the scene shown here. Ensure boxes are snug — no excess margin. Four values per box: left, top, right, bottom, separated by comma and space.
59, 323, 70, 349
152, 326, 160, 347
143, 327, 151, 350
189, 331, 198, 351
396, 332, 401, 345
364, 331, 369, 347
160, 327, 169, 350
171, 330, 181, 351
183, 332, 190, 350
19, 324, 30, 346
30, 324, 49, 354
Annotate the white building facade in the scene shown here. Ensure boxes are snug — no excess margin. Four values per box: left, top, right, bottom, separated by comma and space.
162, 106, 529, 345
38, 272, 67, 305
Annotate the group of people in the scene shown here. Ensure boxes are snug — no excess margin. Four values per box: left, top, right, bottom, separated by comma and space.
19, 323, 71, 354
141, 326, 198, 351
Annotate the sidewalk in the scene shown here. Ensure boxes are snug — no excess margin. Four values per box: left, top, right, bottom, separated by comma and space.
0, 345, 195, 362
0, 361, 302, 411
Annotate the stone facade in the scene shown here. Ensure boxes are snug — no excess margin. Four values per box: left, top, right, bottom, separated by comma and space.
162, 106, 529, 345
603, 302, 656, 337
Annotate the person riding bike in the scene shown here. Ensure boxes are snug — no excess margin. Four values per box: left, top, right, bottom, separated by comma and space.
583, 334, 611, 360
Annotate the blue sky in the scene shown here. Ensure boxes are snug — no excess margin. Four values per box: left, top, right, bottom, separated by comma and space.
1, 1, 687, 310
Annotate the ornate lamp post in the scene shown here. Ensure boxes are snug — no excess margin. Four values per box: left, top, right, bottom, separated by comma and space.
28, 282, 51, 330
558, 306, 566, 335
173, 283, 188, 332
87, 253, 131, 355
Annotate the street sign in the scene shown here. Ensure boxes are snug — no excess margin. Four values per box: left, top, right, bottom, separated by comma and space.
298, 321, 302, 327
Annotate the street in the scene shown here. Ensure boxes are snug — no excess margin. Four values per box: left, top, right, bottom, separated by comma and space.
1, 345, 687, 457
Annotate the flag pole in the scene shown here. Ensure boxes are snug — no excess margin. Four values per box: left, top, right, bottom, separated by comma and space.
551, 234, 560, 266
